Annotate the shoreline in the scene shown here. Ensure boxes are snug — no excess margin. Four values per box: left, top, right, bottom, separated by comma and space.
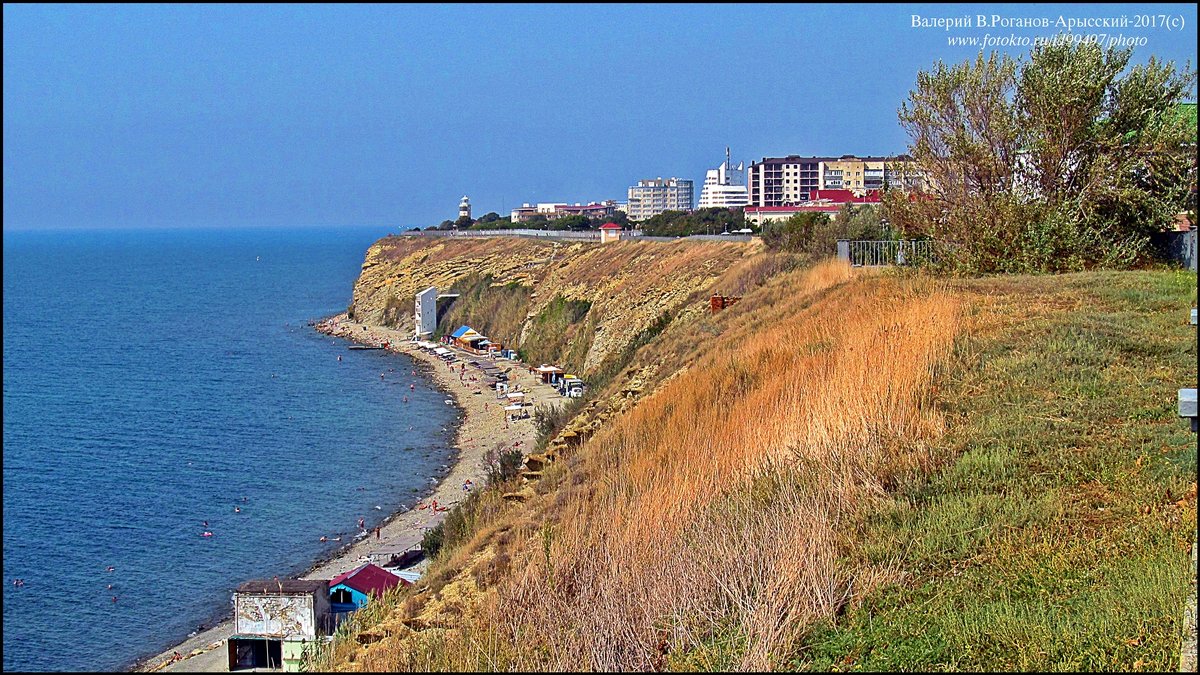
132, 314, 558, 672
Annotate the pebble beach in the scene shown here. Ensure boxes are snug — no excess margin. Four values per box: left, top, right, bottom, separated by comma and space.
135, 315, 559, 672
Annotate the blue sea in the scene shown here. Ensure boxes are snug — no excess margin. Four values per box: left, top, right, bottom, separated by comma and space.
2, 226, 458, 672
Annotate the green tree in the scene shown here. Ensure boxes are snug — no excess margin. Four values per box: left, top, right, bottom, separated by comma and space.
761, 212, 832, 252
889, 39, 1196, 273
554, 215, 592, 231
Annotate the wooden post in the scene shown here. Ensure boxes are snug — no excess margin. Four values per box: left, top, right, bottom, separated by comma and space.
1181, 308, 1198, 433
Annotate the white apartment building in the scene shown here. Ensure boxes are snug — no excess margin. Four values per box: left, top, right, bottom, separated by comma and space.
625, 177, 693, 221
697, 148, 749, 209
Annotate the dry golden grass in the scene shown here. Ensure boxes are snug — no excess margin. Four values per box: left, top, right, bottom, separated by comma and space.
466, 260, 961, 670
331, 258, 964, 671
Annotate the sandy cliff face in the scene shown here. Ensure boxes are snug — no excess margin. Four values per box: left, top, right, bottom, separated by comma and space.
347, 235, 758, 376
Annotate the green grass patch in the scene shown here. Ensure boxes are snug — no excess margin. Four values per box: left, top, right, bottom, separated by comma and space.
515, 295, 594, 372
790, 270, 1197, 672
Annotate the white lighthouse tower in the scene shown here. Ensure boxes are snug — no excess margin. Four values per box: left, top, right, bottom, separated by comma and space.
459, 195, 471, 221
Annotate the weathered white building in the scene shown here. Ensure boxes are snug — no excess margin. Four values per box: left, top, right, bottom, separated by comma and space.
227, 579, 332, 672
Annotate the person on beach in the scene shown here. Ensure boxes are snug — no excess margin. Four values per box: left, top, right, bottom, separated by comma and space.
358, 517, 366, 530
374, 527, 381, 541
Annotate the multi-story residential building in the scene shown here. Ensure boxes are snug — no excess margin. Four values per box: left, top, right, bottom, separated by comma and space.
748, 155, 924, 206
509, 200, 619, 223
697, 148, 750, 209
626, 177, 694, 221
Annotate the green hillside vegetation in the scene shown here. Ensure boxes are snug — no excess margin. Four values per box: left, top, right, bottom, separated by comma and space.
795, 270, 1197, 671
434, 274, 531, 347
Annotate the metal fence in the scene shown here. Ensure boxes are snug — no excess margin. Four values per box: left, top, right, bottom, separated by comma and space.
1150, 229, 1197, 271
398, 229, 754, 243
836, 239, 937, 267
407, 229, 623, 240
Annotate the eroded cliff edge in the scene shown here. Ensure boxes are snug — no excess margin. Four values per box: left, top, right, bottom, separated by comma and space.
346, 234, 758, 376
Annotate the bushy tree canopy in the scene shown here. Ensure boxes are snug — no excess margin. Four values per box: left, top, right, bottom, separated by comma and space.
640, 208, 747, 237
887, 39, 1196, 273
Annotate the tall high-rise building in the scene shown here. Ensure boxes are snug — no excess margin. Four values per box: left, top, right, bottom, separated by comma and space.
697, 148, 750, 209
626, 177, 693, 221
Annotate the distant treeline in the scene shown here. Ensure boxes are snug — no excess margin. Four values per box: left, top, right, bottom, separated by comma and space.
412, 207, 762, 237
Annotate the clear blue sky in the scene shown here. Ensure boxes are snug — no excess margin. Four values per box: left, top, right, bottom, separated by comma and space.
4, 3, 1196, 230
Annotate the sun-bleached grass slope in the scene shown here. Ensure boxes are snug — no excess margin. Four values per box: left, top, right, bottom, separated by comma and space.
481, 262, 962, 670
323, 260, 963, 672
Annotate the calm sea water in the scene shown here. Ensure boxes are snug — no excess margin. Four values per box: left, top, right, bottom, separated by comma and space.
2, 226, 457, 672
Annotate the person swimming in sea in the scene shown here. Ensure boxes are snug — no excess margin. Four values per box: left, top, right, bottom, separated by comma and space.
234, 506, 241, 513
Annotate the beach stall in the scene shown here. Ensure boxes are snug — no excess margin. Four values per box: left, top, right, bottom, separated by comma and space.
450, 325, 493, 355
534, 365, 565, 385
328, 563, 406, 616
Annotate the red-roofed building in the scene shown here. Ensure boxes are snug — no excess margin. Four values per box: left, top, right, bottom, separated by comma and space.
599, 222, 623, 244
328, 563, 406, 614
809, 189, 882, 203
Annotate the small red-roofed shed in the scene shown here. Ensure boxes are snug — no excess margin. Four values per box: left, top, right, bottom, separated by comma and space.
599, 222, 623, 244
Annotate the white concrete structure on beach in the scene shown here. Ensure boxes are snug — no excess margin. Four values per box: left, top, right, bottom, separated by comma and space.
415, 286, 438, 337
